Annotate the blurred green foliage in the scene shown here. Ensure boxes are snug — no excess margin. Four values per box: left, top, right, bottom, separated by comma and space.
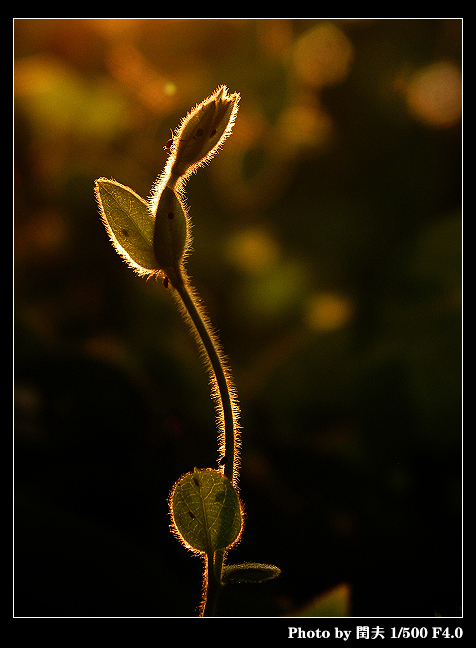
14, 19, 461, 617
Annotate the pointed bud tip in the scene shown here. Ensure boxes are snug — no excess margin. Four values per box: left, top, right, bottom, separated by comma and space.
166, 86, 240, 184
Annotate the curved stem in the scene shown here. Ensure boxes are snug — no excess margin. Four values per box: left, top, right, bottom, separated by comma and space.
171, 268, 240, 487
170, 268, 240, 616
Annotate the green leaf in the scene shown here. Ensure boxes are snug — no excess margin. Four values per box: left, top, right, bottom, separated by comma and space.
170, 468, 242, 554
95, 178, 158, 275
222, 562, 281, 584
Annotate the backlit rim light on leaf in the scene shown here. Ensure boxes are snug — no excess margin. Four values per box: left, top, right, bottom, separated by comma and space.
94, 177, 160, 278
168, 468, 244, 557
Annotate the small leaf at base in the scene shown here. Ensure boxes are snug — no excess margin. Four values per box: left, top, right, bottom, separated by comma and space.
222, 562, 281, 584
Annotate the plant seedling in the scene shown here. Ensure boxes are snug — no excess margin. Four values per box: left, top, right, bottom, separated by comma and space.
95, 86, 280, 616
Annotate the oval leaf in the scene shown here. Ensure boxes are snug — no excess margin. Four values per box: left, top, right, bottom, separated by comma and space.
95, 178, 158, 275
170, 468, 242, 554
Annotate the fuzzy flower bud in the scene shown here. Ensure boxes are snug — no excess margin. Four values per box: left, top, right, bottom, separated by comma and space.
153, 185, 190, 286
166, 85, 240, 188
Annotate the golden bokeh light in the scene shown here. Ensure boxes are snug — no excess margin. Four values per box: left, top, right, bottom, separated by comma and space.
292, 22, 354, 88
15, 55, 129, 140
277, 102, 333, 150
106, 43, 178, 114
225, 227, 280, 274
403, 60, 462, 128
305, 292, 354, 332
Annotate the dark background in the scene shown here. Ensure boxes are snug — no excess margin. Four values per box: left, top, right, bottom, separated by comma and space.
14, 19, 461, 618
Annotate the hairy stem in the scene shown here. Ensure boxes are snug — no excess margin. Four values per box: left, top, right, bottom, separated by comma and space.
170, 268, 240, 616
171, 268, 240, 487
201, 550, 224, 617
